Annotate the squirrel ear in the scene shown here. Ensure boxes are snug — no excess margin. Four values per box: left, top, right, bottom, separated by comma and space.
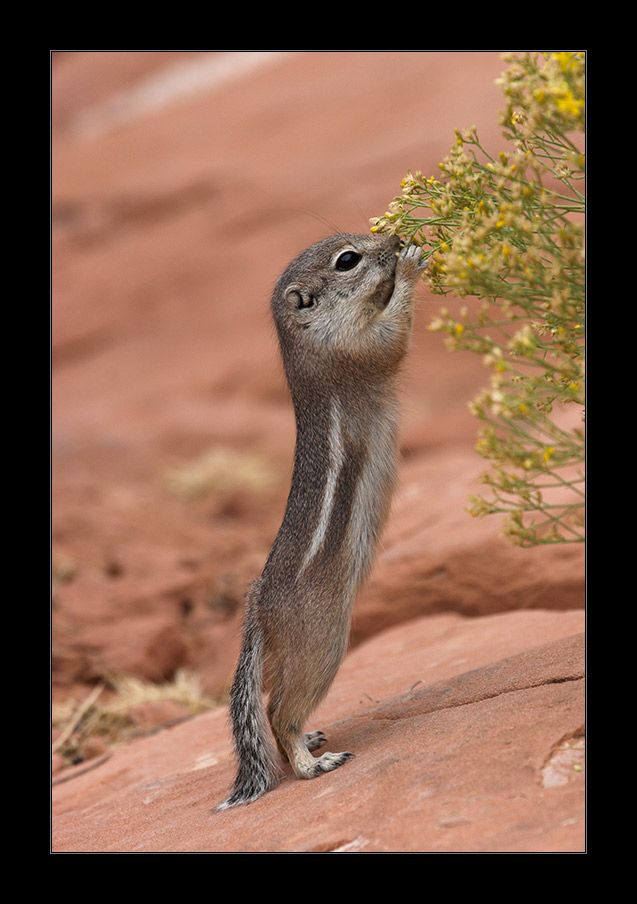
285, 284, 316, 311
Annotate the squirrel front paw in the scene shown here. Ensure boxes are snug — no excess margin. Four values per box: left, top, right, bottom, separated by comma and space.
396, 243, 428, 285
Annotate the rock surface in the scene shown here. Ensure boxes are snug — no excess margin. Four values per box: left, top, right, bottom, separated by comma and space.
52, 611, 584, 853
51, 51, 585, 853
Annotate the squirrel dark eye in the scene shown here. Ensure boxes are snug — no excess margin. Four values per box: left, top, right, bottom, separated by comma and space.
335, 250, 362, 271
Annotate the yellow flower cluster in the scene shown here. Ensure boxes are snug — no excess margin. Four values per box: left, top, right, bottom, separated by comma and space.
499, 51, 585, 134
370, 51, 585, 546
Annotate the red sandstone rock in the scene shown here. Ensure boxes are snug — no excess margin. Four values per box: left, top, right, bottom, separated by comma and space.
52, 611, 584, 853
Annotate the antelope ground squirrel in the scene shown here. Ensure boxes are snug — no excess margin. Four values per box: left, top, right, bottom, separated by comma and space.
217, 233, 425, 809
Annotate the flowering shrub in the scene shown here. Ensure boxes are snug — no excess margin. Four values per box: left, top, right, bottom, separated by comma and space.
371, 52, 585, 546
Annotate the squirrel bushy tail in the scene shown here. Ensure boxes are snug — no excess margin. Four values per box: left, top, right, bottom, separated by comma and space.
215, 618, 281, 810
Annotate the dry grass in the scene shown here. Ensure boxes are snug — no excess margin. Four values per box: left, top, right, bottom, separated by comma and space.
163, 445, 279, 500
52, 670, 216, 765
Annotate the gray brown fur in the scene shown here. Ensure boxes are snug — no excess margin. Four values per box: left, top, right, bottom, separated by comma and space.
217, 234, 425, 809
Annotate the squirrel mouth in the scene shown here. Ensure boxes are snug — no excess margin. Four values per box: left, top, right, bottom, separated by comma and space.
371, 274, 396, 310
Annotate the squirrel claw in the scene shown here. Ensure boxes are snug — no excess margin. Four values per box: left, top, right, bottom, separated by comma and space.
398, 242, 428, 270
309, 750, 355, 778
305, 730, 327, 751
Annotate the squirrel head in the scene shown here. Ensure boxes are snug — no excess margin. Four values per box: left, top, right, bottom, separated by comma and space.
271, 233, 408, 384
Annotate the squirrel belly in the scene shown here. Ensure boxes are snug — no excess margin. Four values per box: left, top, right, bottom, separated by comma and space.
217, 235, 425, 809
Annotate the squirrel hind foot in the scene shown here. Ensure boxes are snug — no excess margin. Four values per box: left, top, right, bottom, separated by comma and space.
304, 730, 327, 751
292, 749, 354, 780
305, 750, 355, 779
274, 723, 354, 780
